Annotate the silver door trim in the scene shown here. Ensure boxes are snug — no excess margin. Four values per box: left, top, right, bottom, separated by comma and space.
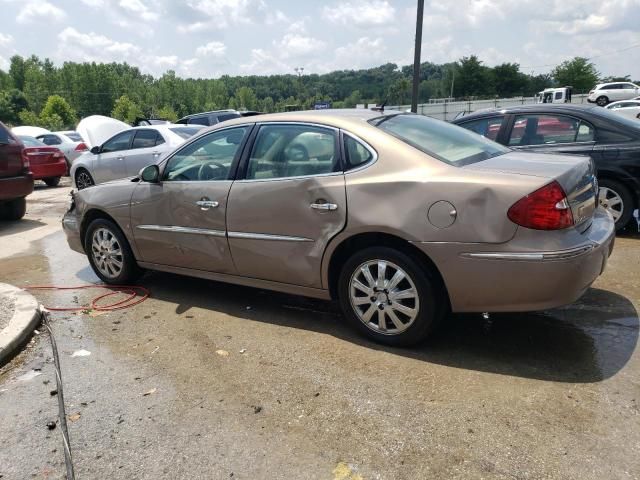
136, 225, 226, 237
227, 231, 313, 242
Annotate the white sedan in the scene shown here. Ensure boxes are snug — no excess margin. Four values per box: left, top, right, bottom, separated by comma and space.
605, 99, 640, 120
71, 125, 203, 189
35, 131, 88, 169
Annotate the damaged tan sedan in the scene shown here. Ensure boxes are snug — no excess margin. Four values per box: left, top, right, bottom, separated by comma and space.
62, 110, 615, 346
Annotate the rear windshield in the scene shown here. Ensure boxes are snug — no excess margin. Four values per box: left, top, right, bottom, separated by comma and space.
18, 136, 45, 147
589, 106, 640, 132
64, 132, 83, 141
370, 114, 509, 166
169, 126, 203, 139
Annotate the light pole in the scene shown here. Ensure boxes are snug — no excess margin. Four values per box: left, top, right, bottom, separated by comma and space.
411, 0, 424, 113
294, 67, 305, 77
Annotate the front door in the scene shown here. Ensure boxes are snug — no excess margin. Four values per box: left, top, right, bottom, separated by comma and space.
126, 129, 164, 176
130, 126, 252, 273
226, 123, 346, 288
93, 130, 133, 183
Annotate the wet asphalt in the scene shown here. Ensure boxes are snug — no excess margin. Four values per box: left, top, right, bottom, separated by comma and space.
0, 178, 639, 479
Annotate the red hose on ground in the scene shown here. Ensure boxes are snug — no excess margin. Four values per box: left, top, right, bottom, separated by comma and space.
25, 284, 150, 312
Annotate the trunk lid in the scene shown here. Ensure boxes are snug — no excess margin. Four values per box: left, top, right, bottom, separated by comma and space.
466, 151, 598, 231
24, 147, 63, 165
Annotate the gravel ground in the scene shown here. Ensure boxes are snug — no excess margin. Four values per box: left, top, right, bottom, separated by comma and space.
0, 292, 15, 331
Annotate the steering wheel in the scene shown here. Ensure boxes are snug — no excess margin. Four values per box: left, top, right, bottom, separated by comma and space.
197, 161, 227, 180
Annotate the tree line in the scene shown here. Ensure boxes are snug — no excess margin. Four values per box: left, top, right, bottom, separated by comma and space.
0, 53, 632, 130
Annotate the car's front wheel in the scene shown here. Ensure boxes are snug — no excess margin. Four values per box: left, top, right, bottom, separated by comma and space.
85, 218, 142, 285
75, 168, 94, 190
338, 247, 445, 346
44, 176, 61, 187
596, 96, 609, 107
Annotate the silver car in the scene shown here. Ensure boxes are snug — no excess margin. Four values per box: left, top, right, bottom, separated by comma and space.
62, 110, 615, 346
35, 131, 87, 170
71, 125, 202, 189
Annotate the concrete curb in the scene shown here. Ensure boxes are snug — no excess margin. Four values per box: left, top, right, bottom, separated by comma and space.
0, 283, 40, 365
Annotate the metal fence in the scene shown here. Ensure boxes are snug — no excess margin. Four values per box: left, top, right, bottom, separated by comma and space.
387, 94, 589, 121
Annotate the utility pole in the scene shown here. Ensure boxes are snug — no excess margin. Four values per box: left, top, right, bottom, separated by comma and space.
411, 0, 424, 114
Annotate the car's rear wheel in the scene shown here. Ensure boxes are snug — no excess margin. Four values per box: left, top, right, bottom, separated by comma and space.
338, 247, 444, 346
596, 96, 609, 107
599, 179, 633, 231
85, 218, 142, 285
0, 197, 27, 221
75, 168, 94, 190
44, 176, 61, 187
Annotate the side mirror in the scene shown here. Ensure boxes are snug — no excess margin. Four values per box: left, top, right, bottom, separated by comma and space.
140, 164, 160, 183
90, 146, 101, 154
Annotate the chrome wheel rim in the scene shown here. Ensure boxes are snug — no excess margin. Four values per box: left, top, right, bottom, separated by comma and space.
597, 97, 608, 106
91, 228, 123, 279
349, 260, 419, 335
599, 187, 623, 222
76, 171, 93, 190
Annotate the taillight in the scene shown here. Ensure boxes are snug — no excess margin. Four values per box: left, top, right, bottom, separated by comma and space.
508, 181, 574, 230
75, 142, 87, 151
21, 150, 30, 170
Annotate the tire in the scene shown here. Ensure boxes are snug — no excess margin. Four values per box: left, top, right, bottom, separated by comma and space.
337, 246, 445, 346
0, 197, 27, 221
598, 179, 634, 231
596, 96, 609, 107
84, 218, 142, 285
44, 176, 61, 187
75, 168, 94, 190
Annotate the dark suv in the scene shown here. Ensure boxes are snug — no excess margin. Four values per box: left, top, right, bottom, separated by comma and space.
176, 109, 242, 127
0, 122, 33, 220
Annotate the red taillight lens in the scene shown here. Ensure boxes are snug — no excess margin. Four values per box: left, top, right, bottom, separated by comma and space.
21, 150, 30, 169
75, 142, 87, 152
508, 181, 574, 230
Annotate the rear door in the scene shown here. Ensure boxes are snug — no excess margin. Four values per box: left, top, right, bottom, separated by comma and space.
505, 113, 596, 156
226, 122, 346, 288
0, 125, 23, 179
125, 129, 165, 176
130, 125, 252, 273
93, 130, 133, 183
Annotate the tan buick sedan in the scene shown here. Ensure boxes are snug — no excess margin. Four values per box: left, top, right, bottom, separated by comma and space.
62, 110, 615, 346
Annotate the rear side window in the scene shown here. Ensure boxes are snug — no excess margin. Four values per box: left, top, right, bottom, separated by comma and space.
188, 116, 210, 126
217, 113, 242, 123
132, 130, 160, 149
39, 134, 62, 145
458, 117, 504, 141
168, 126, 202, 140
64, 132, 83, 142
371, 114, 509, 166
344, 135, 373, 169
508, 115, 594, 146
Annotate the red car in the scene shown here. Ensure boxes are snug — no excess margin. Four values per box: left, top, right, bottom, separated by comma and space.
0, 122, 33, 220
17, 136, 67, 187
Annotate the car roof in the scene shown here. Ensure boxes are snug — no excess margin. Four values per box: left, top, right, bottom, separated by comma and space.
179, 109, 238, 119
454, 104, 599, 121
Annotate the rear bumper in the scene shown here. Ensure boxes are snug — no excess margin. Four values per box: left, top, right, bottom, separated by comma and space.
32, 160, 67, 180
414, 208, 616, 313
0, 173, 34, 202
62, 210, 84, 254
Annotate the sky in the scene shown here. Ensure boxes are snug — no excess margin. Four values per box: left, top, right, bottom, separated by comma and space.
0, 0, 639, 80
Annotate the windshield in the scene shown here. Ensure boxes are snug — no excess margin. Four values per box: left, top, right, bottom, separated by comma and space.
169, 126, 204, 139
590, 106, 640, 132
18, 135, 46, 147
371, 114, 510, 166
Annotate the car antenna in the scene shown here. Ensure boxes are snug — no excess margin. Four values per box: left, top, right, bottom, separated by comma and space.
371, 99, 388, 112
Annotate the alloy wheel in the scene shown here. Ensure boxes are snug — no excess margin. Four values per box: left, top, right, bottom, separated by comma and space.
349, 260, 419, 335
91, 228, 124, 279
599, 186, 624, 222
76, 170, 94, 190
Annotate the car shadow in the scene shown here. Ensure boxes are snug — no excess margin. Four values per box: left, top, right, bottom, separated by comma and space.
138, 272, 638, 384
0, 219, 47, 235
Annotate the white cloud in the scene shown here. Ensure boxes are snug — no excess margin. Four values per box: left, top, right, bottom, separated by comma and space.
265, 9, 290, 25
16, 0, 66, 23
240, 48, 292, 75
179, 0, 265, 31
57, 27, 141, 63
0, 33, 13, 48
323, 0, 395, 26
118, 0, 159, 21
0, 55, 8, 71
79, 0, 105, 6
334, 37, 386, 68
196, 41, 227, 57
276, 34, 326, 58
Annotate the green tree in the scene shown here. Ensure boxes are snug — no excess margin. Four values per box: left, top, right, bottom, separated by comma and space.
551, 57, 599, 91
155, 105, 178, 122
40, 95, 77, 128
344, 90, 362, 108
18, 109, 41, 127
0, 89, 29, 124
455, 56, 493, 97
235, 86, 257, 110
111, 95, 144, 124
491, 63, 527, 97
39, 113, 64, 131
260, 96, 275, 113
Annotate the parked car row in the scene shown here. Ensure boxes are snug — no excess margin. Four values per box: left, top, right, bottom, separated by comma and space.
587, 82, 640, 106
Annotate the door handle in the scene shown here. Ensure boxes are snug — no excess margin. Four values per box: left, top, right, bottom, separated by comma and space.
196, 199, 219, 210
310, 202, 338, 211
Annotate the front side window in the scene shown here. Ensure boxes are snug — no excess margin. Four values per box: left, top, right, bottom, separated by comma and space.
371, 114, 509, 166
131, 130, 160, 149
163, 127, 249, 182
344, 135, 373, 169
554, 91, 563, 100
246, 124, 338, 180
101, 131, 134, 153
459, 116, 504, 141
508, 115, 595, 146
